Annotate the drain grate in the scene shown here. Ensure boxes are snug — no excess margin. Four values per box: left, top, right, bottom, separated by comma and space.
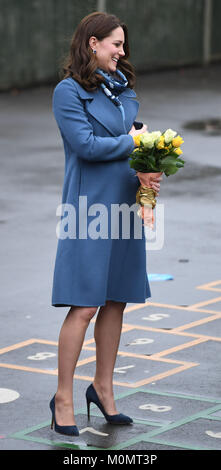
183, 118, 221, 135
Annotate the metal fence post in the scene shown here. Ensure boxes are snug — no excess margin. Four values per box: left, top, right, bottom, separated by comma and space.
97, 0, 106, 12
203, 0, 213, 65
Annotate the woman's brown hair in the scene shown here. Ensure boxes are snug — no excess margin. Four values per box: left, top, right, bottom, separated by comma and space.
62, 11, 135, 90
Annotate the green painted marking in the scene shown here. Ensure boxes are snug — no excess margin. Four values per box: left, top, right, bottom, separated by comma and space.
112, 435, 204, 451
139, 403, 221, 440
87, 409, 162, 427
9, 388, 221, 451
11, 420, 50, 438
101, 404, 221, 451
137, 387, 221, 404
204, 415, 221, 422
200, 405, 221, 418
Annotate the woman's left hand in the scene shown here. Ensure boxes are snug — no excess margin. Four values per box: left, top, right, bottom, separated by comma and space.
136, 172, 163, 196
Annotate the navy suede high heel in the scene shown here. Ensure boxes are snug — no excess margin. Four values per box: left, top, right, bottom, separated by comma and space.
49, 395, 79, 436
86, 383, 133, 425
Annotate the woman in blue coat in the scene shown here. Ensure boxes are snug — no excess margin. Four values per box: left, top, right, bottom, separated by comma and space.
50, 12, 162, 436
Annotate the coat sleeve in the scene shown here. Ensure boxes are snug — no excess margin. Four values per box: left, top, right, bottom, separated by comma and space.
52, 80, 135, 162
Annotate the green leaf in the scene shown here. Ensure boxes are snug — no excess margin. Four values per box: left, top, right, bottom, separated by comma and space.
164, 166, 179, 176
176, 161, 184, 168
161, 155, 178, 164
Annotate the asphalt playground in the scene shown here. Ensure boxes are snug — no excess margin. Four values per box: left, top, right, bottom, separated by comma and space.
0, 63, 221, 454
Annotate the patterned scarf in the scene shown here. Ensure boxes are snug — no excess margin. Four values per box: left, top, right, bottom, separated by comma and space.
95, 67, 128, 122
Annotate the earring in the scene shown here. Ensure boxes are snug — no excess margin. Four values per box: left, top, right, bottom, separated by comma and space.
93, 49, 96, 54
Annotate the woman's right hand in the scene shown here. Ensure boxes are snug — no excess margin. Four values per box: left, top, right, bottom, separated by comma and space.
129, 124, 147, 137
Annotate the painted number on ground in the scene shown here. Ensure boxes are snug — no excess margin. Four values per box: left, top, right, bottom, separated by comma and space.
139, 403, 172, 412
127, 338, 154, 346
27, 352, 56, 361
142, 314, 170, 321
206, 430, 221, 439
80, 427, 109, 436
114, 365, 135, 374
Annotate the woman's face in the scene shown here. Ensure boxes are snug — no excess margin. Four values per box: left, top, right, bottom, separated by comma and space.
89, 26, 125, 74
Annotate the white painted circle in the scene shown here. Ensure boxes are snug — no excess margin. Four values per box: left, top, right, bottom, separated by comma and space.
0, 388, 20, 403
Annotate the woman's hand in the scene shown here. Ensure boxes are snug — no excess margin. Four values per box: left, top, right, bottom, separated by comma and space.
137, 171, 163, 196
129, 124, 147, 137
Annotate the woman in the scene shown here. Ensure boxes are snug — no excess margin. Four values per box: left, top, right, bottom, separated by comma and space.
50, 11, 161, 436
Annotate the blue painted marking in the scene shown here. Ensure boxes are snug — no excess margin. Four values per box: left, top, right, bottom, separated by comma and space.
148, 274, 174, 281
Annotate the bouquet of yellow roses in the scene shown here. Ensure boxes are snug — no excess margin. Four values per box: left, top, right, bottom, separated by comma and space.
130, 128, 184, 228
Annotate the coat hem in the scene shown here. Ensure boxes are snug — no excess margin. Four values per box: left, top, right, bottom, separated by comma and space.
52, 294, 151, 308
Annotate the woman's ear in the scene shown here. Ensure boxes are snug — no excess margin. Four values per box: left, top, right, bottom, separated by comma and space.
89, 36, 97, 52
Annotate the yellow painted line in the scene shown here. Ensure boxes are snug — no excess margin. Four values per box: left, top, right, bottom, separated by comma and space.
0, 337, 98, 354
187, 333, 221, 342
83, 338, 96, 345
83, 347, 198, 369
197, 288, 221, 293
124, 302, 150, 313
124, 302, 188, 313
184, 307, 221, 314
0, 343, 199, 388
91, 313, 140, 333
116, 351, 198, 370
82, 325, 217, 359
152, 337, 208, 358
196, 280, 221, 292
120, 323, 205, 338
124, 301, 221, 315
75, 350, 199, 388
123, 362, 199, 388
31, 339, 58, 345
168, 329, 221, 342
76, 355, 96, 366
0, 338, 60, 356
0, 355, 97, 375
0, 362, 176, 388
73, 374, 94, 382
0, 362, 197, 388
0, 339, 37, 355
0, 363, 58, 375
174, 313, 221, 332
187, 296, 221, 310
122, 322, 221, 343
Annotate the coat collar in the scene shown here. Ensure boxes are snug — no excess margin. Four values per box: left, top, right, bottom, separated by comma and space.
69, 78, 139, 136
72, 78, 137, 100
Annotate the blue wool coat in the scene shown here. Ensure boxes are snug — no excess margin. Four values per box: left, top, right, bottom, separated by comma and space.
51, 77, 151, 307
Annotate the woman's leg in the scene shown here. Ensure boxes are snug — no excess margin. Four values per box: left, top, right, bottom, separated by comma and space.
55, 305, 98, 426
93, 300, 126, 415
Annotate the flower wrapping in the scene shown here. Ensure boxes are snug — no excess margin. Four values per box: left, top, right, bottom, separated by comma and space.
136, 185, 157, 229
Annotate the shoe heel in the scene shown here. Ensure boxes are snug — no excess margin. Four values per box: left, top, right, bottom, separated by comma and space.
49, 395, 79, 436
85, 383, 133, 425
87, 398, 91, 420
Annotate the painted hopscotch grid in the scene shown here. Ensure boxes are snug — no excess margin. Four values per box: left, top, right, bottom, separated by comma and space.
0, 335, 199, 388
3, 279, 221, 450
1, 280, 221, 385
10, 388, 221, 451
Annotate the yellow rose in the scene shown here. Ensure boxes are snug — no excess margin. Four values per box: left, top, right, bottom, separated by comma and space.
174, 147, 183, 155
172, 136, 184, 147
133, 134, 142, 147
156, 136, 165, 149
